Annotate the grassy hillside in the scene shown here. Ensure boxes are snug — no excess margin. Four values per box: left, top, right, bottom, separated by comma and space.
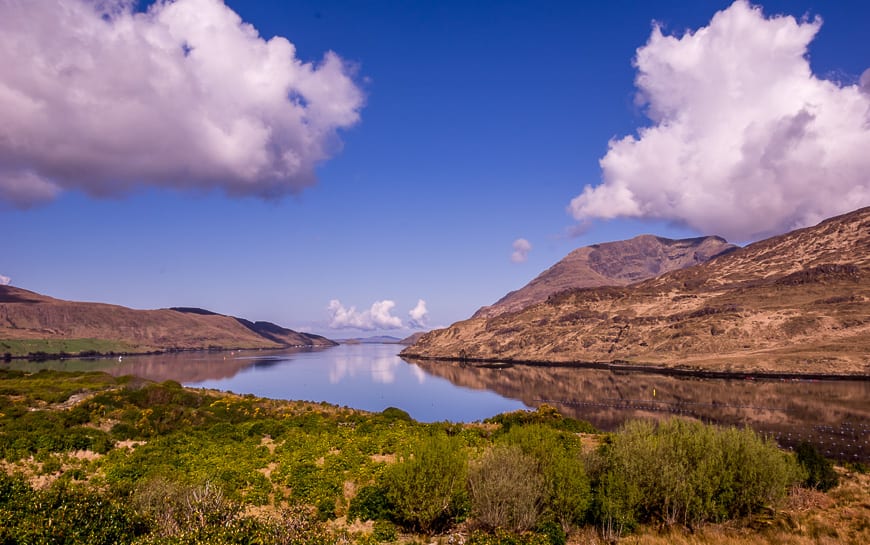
1, 338, 134, 358
0, 285, 335, 358
0, 369, 866, 544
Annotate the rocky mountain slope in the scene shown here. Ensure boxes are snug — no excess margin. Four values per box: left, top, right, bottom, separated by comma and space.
0, 287, 335, 355
474, 235, 736, 318
402, 207, 870, 376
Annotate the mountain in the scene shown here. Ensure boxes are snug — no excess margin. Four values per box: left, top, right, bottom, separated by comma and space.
402, 207, 870, 376
475, 235, 735, 319
0, 287, 335, 357
399, 332, 426, 345
337, 335, 403, 344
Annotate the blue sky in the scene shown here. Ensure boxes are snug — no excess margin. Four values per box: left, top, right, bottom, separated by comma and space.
1, 0, 869, 337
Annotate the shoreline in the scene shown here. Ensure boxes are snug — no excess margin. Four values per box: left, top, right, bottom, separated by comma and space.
399, 354, 870, 381
1, 343, 338, 363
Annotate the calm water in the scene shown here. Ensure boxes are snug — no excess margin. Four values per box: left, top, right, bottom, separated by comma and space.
6, 344, 869, 462
5, 344, 529, 423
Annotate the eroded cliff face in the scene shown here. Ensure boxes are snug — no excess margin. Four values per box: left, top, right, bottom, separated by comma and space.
403, 207, 870, 376
474, 235, 736, 319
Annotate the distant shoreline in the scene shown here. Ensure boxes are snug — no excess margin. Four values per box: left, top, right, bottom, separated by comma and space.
1, 344, 337, 363
400, 354, 870, 381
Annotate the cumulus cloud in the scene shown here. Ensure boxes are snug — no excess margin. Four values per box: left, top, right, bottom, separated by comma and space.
327, 299, 404, 331
510, 238, 532, 263
0, 0, 363, 207
569, 0, 870, 241
408, 299, 428, 329
0, 275, 10, 286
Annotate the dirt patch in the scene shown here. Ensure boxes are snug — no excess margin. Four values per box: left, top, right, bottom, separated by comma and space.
369, 453, 397, 465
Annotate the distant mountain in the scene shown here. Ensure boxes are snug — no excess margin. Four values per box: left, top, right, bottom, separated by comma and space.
337, 335, 403, 344
474, 235, 736, 319
402, 207, 870, 376
0, 288, 336, 357
399, 332, 426, 345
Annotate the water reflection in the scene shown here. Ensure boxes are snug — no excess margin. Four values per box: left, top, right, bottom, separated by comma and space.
4, 348, 324, 383
405, 358, 870, 463
7, 346, 867, 461
329, 349, 427, 385
3, 345, 527, 422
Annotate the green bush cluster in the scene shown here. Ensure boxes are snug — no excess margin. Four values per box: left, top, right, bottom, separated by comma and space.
486, 404, 596, 434
795, 441, 839, 491
590, 419, 805, 534
0, 473, 146, 544
0, 369, 821, 544
382, 432, 469, 534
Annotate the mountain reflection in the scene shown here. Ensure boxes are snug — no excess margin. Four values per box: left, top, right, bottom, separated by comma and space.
404, 358, 870, 463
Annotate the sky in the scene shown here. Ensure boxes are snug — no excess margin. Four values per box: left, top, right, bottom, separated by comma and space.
1, 0, 869, 338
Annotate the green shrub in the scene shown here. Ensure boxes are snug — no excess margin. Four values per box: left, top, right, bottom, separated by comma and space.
0, 479, 145, 544
534, 520, 566, 545
500, 425, 591, 531
466, 529, 552, 545
380, 407, 412, 422
591, 419, 805, 531
487, 405, 596, 434
795, 441, 839, 491
372, 519, 398, 542
382, 432, 468, 534
348, 484, 392, 522
316, 496, 337, 521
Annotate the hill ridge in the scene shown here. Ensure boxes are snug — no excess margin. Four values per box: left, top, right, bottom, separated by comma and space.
474, 234, 736, 319
0, 286, 336, 357
403, 206, 870, 376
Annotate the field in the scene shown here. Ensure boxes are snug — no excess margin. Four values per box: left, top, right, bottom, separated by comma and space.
0, 368, 867, 544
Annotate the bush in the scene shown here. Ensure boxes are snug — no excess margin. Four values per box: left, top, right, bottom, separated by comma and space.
500, 425, 591, 531
0, 478, 145, 544
372, 519, 398, 542
534, 520, 566, 545
133, 477, 240, 537
466, 529, 552, 545
795, 441, 839, 491
469, 445, 545, 532
380, 407, 412, 422
382, 432, 468, 534
591, 419, 805, 531
348, 484, 392, 522
488, 405, 596, 434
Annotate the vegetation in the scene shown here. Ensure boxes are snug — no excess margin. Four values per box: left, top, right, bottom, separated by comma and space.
0, 368, 862, 544
0, 338, 134, 358
590, 419, 805, 538
795, 441, 839, 491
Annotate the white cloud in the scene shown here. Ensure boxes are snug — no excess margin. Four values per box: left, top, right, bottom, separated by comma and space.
510, 238, 532, 263
0, 0, 363, 207
408, 299, 428, 329
327, 299, 403, 331
0, 275, 10, 286
569, 0, 870, 242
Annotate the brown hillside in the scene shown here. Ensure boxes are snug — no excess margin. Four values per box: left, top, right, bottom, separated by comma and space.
0, 286, 335, 354
402, 207, 870, 376
474, 235, 735, 318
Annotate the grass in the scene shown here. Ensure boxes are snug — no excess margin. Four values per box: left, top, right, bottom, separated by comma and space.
0, 368, 867, 545
0, 338, 135, 358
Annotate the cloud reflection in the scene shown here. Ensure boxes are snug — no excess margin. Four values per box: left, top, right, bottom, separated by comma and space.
328, 348, 424, 385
